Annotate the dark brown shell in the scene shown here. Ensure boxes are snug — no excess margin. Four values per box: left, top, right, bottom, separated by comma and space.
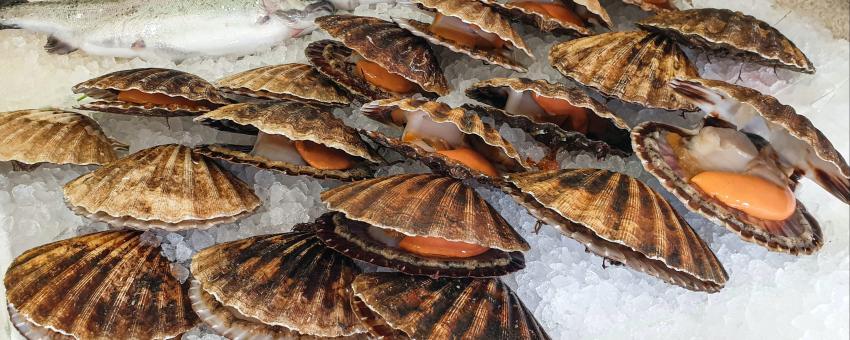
4, 230, 199, 339
620, 0, 677, 12
215, 63, 351, 106
504, 169, 729, 292
351, 272, 551, 340
637, 8, 814, 73
314, 15, 449, 96
73, 68, 230, 116
631, 122, 824, 255
465, 77, 632, 155
8, 304, 74, 340
0, 109, 121, 166
190, 229, 366, 338
481, 0, 611, 35
63, 144, 261, 231
549, 31, 699, 111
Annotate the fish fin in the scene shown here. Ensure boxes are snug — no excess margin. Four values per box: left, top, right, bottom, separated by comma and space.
44, 35, 76, 54
813, 168, 850, 204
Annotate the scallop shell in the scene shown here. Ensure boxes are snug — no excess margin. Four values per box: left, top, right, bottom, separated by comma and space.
631, 122, 824, 254
4, 230, 198, 339
63, 144, 261, 231
318, 174, 528, 277
360, 98, 528, 182
215, 63, 351, 106
637, 8, 814, 73
190, 228, 366, 338
503, 169, 729, 292
312, 15, 449, 98
351, 272, 551, 339
465, 77, 632, 155
481, 0, 611, 35
620, 0, 677, 12
0, 109, 121, 166
73, 68, 230, 116
549, 31, 699, 111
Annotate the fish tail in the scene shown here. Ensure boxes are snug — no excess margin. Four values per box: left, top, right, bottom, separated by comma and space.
813, 168, 850, 204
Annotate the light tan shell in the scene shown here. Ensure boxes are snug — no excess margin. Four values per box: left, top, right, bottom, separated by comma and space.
620, 0, 677, 12
63, 144, 261, 231
549, 31, 699, 111
504, 169, 729, 292
481, 0, 611, 35
4, 230, 198, 339
215, 63, 351, 106
0, 109, 121, 166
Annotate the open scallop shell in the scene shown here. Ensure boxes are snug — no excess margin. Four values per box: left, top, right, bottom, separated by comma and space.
318, 174, 528, 277
190, 228, 367, 338
360, 98, 528, 183
620, 0, 677, 12
351, 272, 551, 339
4, 230, 198, 339
549, 31, 698, 111
465, 77, 632, 156
637, 8, 814, 73
215, 63, 351, 106
503, 169, 729, 292
481, 0, 611, 35
0, 109, 122, 166
312, 15, 449, 99
194, 102, 381, 181
73, 68, 230, 117
63, 144, 261, 231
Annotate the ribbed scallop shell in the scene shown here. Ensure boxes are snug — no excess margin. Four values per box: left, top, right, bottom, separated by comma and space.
4, 230, 198, 339
314, 15, 449, 96
351, 272, 551, 339
504, 169, 729, 292
306, 39, 398, 102
190, 229, 366, 338
215, 63, 351, 106
637, 8, 814, 73
0, 109, 120, 166
481, 0, 611, 35
549, 31, 698, 111
631, 122, 824, 254
63, 144, 261, 231
620, 0, 677, 12
73, 68, 230, 116
465, 77, 632, 155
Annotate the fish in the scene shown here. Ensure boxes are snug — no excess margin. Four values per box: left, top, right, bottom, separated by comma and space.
0, 0, 393, 59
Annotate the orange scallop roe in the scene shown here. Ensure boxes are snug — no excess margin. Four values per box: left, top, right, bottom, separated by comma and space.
429, 13, 506, 50
399, 235, 490, 258
691, 171, 796, 221
437, 147, 500, 177
117, 89, 205, 109
511, 1, 585, 27
355, 60, 416, 94
390, 108, 408, 126
531, 92, 589, 134
293, 140, 355, 170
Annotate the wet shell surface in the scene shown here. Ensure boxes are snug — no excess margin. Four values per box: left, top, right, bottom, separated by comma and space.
351, 272, 551, 339
318, 174, 528, 277
4, 230, 198, 339
465, 77, 632, 155
0, 109, 121, 166
63, 144, 261, 231
481, 0, 611, 35
313, 15, 449, 98
504, 169, 729, 292
73, 68, 230, 116
637, 8, 814, 73
549, 31, 699, 111
215, 63, 351, 106
620, 0, 677, 12
190, 228, 367, 338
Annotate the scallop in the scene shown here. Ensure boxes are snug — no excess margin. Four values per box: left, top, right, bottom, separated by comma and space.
481, 0, 612, 35
318, 174, 529, 278
73, 68, 230, 117
63, 144, 261, 231
503, 169, 729, 292
5, 230, 198, 339
620, 0, 677, 12
215, 63, 352, 106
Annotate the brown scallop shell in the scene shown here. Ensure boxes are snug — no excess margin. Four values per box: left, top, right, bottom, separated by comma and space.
620, 0, 677, 12
637, 8, 814, 73
631, 122, 823, 254
190, 228, 366, 338
465, 77, 632, 155
318, 174, 528, 277
351, 272, 551, 340
0, 109, 121, 166
313, 15, 449, 98
215, 63, 351, 106
481, 0, 611, 35
73, 68, 230, 116
549, 31, 699, 111
4, 230, 198, 339
503, 169, 729, 292
63, 144, 261, 231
